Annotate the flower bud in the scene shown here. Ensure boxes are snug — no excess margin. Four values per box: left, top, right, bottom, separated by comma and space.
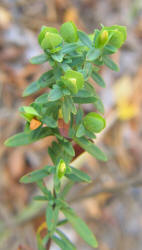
58, 108, 63, 119
57, 160, 66, 179
62, 70, 84, 94
83, 112, 106, 133
100, 30, 108, 44
60, 21, 78, 43
95, 30, 109, 49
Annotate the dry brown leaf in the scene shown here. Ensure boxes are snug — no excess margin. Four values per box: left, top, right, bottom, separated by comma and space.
30, 118, 41, 130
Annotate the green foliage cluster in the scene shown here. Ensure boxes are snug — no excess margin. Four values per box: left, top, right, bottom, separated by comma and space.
5, 21, 126, 249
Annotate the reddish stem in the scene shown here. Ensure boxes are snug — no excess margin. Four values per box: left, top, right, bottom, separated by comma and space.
46, 238, 52, 250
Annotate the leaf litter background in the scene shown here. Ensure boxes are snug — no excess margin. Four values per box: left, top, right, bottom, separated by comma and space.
0, 0, 142, 249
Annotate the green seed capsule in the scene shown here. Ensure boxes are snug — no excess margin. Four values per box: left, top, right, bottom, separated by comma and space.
38, 26, 58, 45
101, 25, 127, 49
83, 112, 106, 133
41, 32, 63, 50
62, 70, 84, 94
108, 30, 124, 48
60, 21, 78, 43
57, 160, 66, 179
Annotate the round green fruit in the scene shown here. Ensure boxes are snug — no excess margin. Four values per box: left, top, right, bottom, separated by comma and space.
83, 112, 106, 133
41, 32, 63, 50
38, 26, 58, 45
60, 21, 78, 43
62, 70, 84, 94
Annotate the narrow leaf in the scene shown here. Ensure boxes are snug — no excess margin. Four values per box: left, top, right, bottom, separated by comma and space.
52, 235, 71, 250
5, 127, 53, 147
74, 137, 107, 162
30, 54, 48, 64
56, 229, 76, 250
73, 96, 97, 104
20, 166, 52, 183
62, 207, 98, 248
91, 71, 106, 88
23, 70, 54, 97
103, 55, 119, 72
62, 43, 79, 54
23, 81, 40, 97
46, 205, 59, 232
42, 116, 57, 128
70, 166, 91, 183
87, 48, 101, 61
48, 86, 63, 101
78, 31, 92, 48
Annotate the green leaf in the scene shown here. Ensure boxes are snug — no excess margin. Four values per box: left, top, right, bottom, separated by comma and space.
103, 55, 119, 72
69, 166, 91, 183
20, 166, 52, 183
73, 88, 98, 103
62, 43, 79, 54
30, 54, 48, 64
59, 140, 75, 157
76, 123, 96, 139
76, 123, 86, 137
46, 204, 59, 233
93, 96, 105, 114
23, 81, 41, 97
91, 71, 106, 88
74, 137, 107, 161
42, 116, 57, 128
23, 70, 54, 97
87, 48, 101, 61
83, 62, 92, 79
56, 229, 76, 250
52, 235, 73, 250
36, 232, 46, 250
62, 96, 76, 123
33, 195, 48, 201
61, 62, 71, 72
48, 141, 73, 165
60, 182, 74, 199
69, 55, 84, 67
65, 173, 84, 182
5, 127, 53, 147
48, 85, 63, 101
62, 207, 98, 248
78, 30, 92, 48
35, 93, 49, 104
51, 51, 64, 62
103, 44, 117, 54
73, 96, 97, 104
37, 180, 53, 197
19, 106, 41, 118
76, 108, 84, 125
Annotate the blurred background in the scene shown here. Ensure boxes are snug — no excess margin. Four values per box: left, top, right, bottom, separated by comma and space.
0, 0, 142, 249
